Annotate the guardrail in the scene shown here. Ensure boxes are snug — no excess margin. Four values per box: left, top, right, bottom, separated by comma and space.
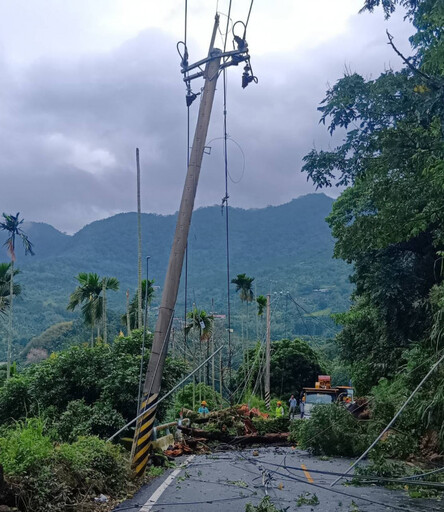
152, 418, 190, 440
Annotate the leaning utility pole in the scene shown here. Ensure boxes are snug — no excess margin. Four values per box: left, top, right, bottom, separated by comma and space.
265, 294, 271, 410
131, 13, 256, 477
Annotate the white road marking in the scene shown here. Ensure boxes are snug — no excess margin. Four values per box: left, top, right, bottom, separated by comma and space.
139, 455, 196, 511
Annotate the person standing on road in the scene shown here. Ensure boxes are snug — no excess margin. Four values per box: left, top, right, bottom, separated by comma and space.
299, 397, 305, 419
198, 400, 209, 416
288, 394, 297, 420
275, 401, 284, 418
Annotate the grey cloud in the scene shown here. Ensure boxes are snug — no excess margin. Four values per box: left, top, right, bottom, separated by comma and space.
0, 9, 412, 233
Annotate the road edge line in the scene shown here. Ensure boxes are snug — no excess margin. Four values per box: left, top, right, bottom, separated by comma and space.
139, 454, 196, 511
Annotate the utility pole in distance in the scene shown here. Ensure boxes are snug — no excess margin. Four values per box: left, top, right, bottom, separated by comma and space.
131, 14, 255, 476
265, 294, 271, 410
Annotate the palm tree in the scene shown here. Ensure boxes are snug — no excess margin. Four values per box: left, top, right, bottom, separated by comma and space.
122, 279, 155, 330
256, 294, 267, 341
185, 307, 214, 403
0, 213, 34, 379
231, 273, 255, 368
67, 272, 119, 346
256, 295, 267, 316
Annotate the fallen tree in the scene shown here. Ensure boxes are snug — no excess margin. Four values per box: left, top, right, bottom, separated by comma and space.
178, 425, 289, 445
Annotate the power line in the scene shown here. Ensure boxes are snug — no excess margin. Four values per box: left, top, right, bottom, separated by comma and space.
222, 0, 233, 394
245, 0, 254, 30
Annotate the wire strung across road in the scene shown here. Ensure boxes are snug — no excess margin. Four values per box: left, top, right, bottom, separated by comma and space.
237, 451, 442, 512
107, 345, 224, 442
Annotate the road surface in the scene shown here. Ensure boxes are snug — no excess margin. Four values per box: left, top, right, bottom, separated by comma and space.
113, 447, 440, 511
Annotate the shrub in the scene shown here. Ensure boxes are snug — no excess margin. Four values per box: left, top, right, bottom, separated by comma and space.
293, 403, 368, 456
175, 382, 223, 415
0, 331, 187, 441
0, 374, 32, 425
0, 418, 52, 475
48, 399, 126, 442
1, 423, 131, 511
252, 417, 289, 435
289, 419, 304, 444
57, 436, 130, 494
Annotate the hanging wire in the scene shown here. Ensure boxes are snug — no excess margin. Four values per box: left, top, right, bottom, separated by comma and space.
245, 0, 254, 30
207, 136, 246, 184
220, 0, 233, 399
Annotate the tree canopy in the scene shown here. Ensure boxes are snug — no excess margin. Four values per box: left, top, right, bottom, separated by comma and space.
302, 0, 444, 391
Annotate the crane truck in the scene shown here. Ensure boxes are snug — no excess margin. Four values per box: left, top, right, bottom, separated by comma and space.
302, 375, 354, 419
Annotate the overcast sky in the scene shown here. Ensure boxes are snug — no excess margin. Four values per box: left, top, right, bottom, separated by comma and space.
0, 0, 413, 234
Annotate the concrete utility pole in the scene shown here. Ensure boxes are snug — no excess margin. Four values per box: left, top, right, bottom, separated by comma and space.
131, 16, 222, 477
265, 294, 271, 410
136, 148, 143, 329
131, 12, 256, 476
126, 290, 131, 335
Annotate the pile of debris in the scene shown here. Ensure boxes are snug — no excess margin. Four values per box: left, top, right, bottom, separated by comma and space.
165, 405, 289, 457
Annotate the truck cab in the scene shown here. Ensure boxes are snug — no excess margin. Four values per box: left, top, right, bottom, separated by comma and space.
302, 376, 354, 419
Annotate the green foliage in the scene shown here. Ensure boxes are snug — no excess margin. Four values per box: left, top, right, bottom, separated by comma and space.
22, 321, 74, 360
56, 436, 129, 494
256, 295, 267, 316
238, 338, 324, 399
0, 212, 34, 258
243, 391, 267, 411
185, 308, 213, 341
293, 404, 368, 456
252, 416, 289, 435
296, 492, 319, 506
0, 196, 351, 359
288, 419, 304, 444
67, 272, 119, 330
50, 399, 126, 442
0, 262, 20, 317
301, 0, 444, 460
123, 278, 155, 329
175, 382, 222, 414
245, 496, 287, 512
369, 345, 444, 454
0, 331, 187, 441
0, 419, 131, 512
0, 418, 52, 475
232, 273, 255, 303
0, 373, 32, 423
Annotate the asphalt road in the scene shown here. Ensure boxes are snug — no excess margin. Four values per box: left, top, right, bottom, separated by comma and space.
113, 447, 440, 512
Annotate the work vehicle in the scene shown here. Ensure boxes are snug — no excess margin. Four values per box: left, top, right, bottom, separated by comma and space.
302, 375, 354, 419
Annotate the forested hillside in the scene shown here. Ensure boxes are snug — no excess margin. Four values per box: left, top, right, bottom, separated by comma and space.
0, 194, 351, 358
301, 0, 444, 452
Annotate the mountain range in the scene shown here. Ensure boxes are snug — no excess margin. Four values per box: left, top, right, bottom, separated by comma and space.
0, 193, 352, 358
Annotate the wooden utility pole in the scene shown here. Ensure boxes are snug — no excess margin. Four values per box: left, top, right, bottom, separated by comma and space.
265, 294, 271, 410
131, 16, 222, 476
136, 148, 143, 329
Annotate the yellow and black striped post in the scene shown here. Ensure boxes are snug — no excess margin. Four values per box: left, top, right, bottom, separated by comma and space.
265, 294, 271, 410
131, 391, 159, 476
130, 16, 222, 477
